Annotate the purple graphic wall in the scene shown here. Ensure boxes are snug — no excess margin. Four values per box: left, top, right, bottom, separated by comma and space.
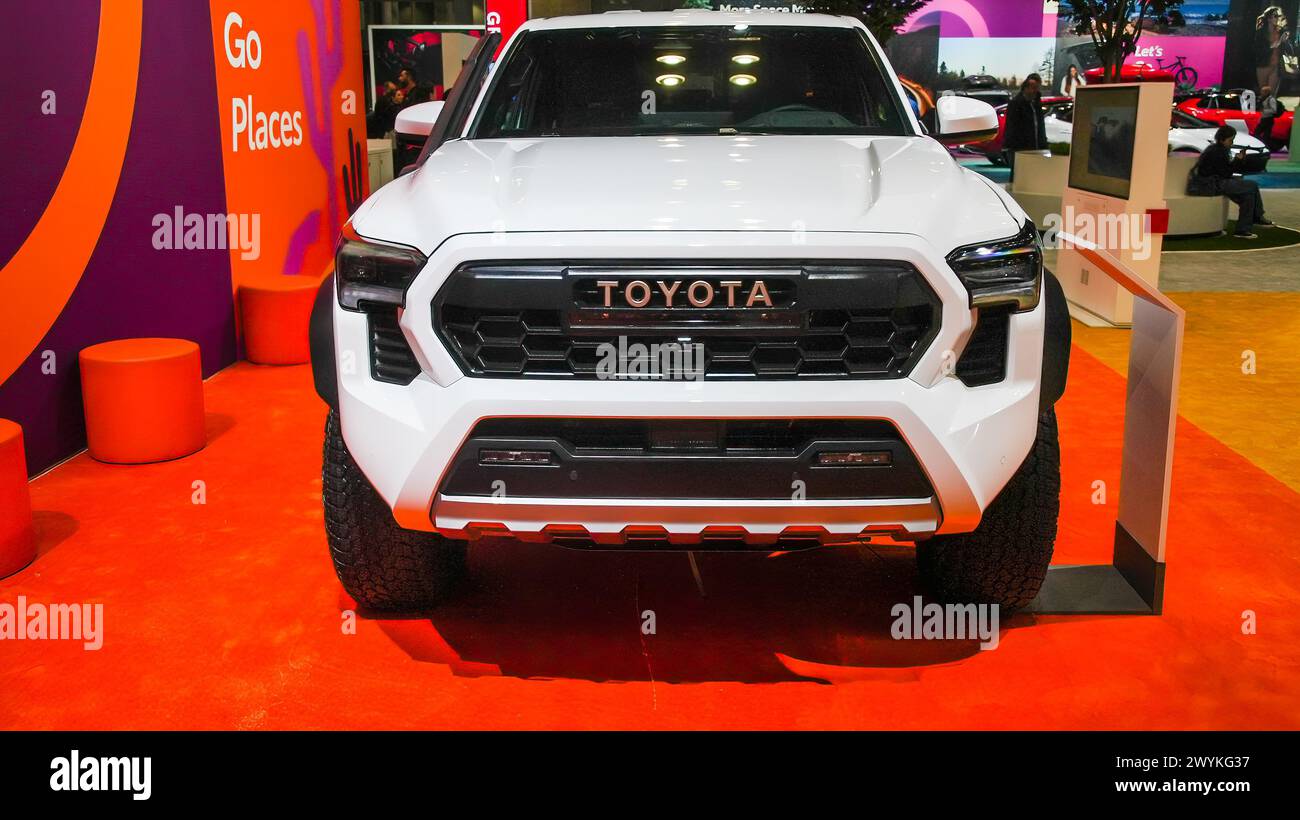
0, 4, 236, 475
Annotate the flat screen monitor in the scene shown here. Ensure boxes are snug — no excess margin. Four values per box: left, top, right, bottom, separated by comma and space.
1068, 85, 1140, 200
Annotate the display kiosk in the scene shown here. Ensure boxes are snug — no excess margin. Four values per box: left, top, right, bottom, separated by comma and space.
1031, 237, 1183, 615
1054, 82, 1174, 327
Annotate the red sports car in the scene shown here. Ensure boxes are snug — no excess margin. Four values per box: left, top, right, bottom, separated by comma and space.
1083, 60, 1176, 84
1177, 91, 1293, 147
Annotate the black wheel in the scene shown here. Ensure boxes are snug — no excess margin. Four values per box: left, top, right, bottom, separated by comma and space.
1174, 66, 1197, 93
987, 153, 1007, 166
916, 408, 1060, 611
322, 409, 466, 611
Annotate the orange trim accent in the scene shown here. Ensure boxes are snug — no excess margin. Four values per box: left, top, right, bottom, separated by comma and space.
0, 2, 144, 384
1064, 240, 1185, 317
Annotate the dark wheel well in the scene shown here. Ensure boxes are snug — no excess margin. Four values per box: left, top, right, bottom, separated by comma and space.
310, 274, 338, 410
1039, 269, 1070, 412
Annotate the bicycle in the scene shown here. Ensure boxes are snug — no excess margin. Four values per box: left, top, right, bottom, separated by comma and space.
1156, 55, 1199, 92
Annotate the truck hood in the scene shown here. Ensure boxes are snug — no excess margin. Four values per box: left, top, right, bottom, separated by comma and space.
351, 134, 1023, 255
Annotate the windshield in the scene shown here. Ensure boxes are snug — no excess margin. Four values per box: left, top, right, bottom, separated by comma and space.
1046, 102, 1074, 123
470, 25, 911, 138
1171, 110, 1212, 129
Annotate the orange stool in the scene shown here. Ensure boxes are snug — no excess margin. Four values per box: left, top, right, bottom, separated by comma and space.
238, 274, 320, 365
0, 419, 36, 578
79, 338, 206, 464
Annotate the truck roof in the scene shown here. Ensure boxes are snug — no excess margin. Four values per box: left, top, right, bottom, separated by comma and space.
520, 10, 862, 33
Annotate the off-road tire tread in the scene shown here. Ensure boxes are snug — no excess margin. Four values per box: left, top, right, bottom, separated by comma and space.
916, 408, 1060, 611
322, 410, 464, 611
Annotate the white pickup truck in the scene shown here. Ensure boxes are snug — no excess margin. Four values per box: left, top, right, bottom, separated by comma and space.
310, 11, 1071, 612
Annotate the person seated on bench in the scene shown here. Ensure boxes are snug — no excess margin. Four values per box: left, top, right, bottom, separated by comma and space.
1188, 126, 1274, 239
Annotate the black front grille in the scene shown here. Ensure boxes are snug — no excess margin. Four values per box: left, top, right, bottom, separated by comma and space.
469, 417, 902, 454
440, 418, 935, 500
368, 310, 421, 385
434, 262, 941, 380
956, 307, 1010, 387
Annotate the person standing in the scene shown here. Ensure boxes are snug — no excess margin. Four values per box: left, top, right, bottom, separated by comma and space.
1003, 74, 1046, 182
1255, 6, 1291, 95
1190, 126, 1274, 238
1255, 85, 1279, 145
1060, 65, 1086, 98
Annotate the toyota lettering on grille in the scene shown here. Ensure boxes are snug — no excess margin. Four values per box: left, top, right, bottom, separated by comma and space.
595, 279, 774, 309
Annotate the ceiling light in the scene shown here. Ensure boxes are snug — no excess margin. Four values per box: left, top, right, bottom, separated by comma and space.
656, 74, 685, 87
729, 74, 757, 87
656, 54, 686, 66
732, 54, 760, 65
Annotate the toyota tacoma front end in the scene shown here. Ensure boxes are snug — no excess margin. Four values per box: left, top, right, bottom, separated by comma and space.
311, 11, 1071, 612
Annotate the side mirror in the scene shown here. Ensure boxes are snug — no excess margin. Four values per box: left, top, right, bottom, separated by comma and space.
394, 100, 445, 139
394, 100, 445, 176
935, 96, 999, 145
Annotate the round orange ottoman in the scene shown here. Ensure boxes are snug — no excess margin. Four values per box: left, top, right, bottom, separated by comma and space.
79, 338, 206, 464
0, 419, 36, 578
238, 275, 320, 365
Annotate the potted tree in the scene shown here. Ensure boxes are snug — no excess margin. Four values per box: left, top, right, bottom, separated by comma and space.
1059, 0, 1186, 84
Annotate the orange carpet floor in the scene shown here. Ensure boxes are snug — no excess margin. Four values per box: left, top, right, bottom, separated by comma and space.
2, 346, 1299, 729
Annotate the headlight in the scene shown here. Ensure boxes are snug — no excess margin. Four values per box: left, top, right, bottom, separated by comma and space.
945, 220, 1042, 312
335, 222, 427, 311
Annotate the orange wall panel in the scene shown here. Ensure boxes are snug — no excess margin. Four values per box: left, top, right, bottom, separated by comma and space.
208, 1, 369, 288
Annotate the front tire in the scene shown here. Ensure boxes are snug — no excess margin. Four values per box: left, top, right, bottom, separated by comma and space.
916, 408, 1060, 611
322, 410, 466, 611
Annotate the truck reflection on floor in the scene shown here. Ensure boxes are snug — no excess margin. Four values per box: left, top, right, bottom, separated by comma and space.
371, 541, 1003, 684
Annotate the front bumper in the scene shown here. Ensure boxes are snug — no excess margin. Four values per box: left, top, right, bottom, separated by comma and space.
333, 230, 1045, 539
